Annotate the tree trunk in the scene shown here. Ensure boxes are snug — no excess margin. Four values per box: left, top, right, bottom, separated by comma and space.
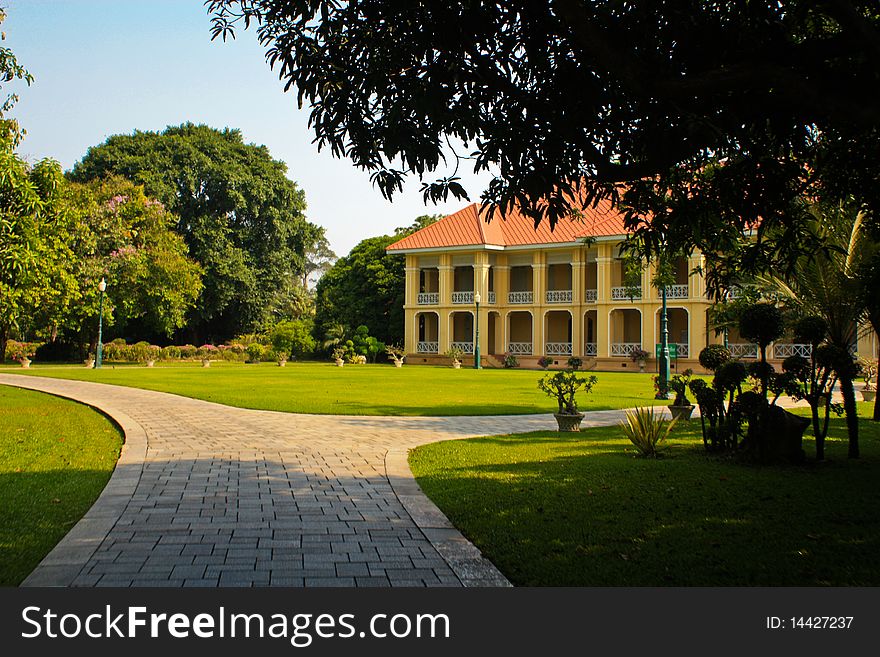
811, 403, 825, 461
0, 326, 7, 364
874, 360, 879, 422
839, 375, 860, 458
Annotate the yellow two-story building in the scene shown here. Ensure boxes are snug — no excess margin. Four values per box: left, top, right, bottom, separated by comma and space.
386, 200, 878, 371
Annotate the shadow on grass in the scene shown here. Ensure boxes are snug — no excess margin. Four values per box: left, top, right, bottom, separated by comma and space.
411, 429, 880, 586
0, 470, 115, 586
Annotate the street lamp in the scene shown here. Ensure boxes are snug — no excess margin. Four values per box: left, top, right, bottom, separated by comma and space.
95, 277, 107, 369
473, 291, 482, 369
655, 285, 670, 399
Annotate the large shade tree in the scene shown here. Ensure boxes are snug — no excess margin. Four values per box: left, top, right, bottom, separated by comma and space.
207, 1, 880, 288
70, 123, 324, 340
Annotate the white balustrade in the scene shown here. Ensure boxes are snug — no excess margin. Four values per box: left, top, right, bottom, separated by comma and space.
773, 343, 812, 359
450, 341, 474, 355
508, 291, 534, 304
611, 342, 643, 357
451, 291, 474, 304
728, 343, 758, 359
584, 342, 597, 356
545, 290, 573, 304
584, 289, 598, 303
507, 342, 533, 355
417, 341, 438, 354
611, 286, 641, 300
667, 284, 689, 299
487, 291, 496, 304
417, 292, 439, 305
545, 342, 572, 355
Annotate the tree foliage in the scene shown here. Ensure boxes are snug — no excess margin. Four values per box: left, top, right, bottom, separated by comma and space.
314, 215, 440, 346
207, 1, 880, 285
70, 123, 323, 340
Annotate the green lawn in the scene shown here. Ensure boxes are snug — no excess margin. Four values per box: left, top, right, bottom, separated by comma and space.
410, 404, 880, 586
0, 386, 122, 586
2, 361, 670, 415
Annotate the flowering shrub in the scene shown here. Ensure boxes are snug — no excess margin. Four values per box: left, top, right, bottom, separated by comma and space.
537, 356, 553, 369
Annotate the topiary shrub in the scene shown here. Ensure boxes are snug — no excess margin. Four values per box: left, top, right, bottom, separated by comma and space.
698, 344, 731, 372
246, 343, 265, 363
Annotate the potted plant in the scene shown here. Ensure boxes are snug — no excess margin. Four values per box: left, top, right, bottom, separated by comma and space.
859, 358, 877, 402
537, 355, 553, 369
332, 347, 346, 367
199, 344, 218, 367
538, 370, 598, 431
503, 353, 519, 368
13, 344, 34, 369
144, 345, 161, 367
629, 348, 650, 372
445, 346, 464, 369
385, 344, 406, 368
84, 353, 96, 368
277, 350, 289, 367
668, 368, 695, 420
567, 356, 583, 370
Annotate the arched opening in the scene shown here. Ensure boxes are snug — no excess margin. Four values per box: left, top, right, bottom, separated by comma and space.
583, 310, 598, 356
415, 313, 439, 354
450, 311, 474, 354
609, 308, 643, 357
655, 307, 690, 358
507, 311, 533, 355
544, 310, 573, 355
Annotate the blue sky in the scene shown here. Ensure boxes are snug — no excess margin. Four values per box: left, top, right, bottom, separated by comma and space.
5, 0, 490, 255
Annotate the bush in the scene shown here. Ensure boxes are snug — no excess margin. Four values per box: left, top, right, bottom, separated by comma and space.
699, 345, 731, 372
246, 343, 265, 363
629, 348, 650, 363
793, 316, 827, 346
739, 303, 785, 350
620, 406, 676, 458
503, 353, 519, 368
269, 319, 316, 360
162, 345, 181, 360
567, 356, 583, 370
668, 368, 694, 406
179, 344, 198, 359
537, 355, 553, 368
33, 340, 77, 363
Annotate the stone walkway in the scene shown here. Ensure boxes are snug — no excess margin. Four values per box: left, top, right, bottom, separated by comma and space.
1, 373, 646, 588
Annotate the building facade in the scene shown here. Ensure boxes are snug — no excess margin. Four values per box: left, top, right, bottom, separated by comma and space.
386, 201, 878, 371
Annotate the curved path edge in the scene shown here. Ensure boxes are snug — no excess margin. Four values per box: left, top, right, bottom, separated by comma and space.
4, 380, 149, 587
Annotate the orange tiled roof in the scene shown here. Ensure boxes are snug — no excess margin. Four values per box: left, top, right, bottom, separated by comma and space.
387, 198, 628, 251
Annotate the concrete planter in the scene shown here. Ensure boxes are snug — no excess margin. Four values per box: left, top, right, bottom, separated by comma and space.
452, 361, 461, 369
669, 404, 694, 421
278, 359, 287, 367
201, 359, 211, 368
145, 360, 155, 368
19, 358, 31, 369
862, 389, 876, 402
393, 359, 403, 368
335, 359, 344, 367
84, 359, 95, 368
554, 412, 585, 432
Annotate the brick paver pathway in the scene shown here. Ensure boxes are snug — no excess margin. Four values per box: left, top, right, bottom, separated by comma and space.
4, 374, 633, 588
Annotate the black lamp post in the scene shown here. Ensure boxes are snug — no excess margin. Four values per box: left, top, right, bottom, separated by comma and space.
95, 277, 106, 369
655, 285, 670, 399
473, 291, 482, 369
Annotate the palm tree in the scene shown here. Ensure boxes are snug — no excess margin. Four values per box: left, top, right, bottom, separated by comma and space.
760, 202, 873, 458
321, 322, 347, 351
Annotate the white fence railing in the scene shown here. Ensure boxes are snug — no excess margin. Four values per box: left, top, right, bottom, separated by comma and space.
773, 343, 812, 359
417, 292, 439, 305
545, 342, 572, 355
584, 289, 598, 303
584, 342, 597, 356
487, 291, 496, 304
545, 290, 573, 304
451, 291, 474, 304
667, 284, 689, 299
508, 291, 534, 304
417, 341, 438, 354
507, 342, 533, 355
451, 341, 474, 355
611, 342, 643, 357
611, 286, 641, 300
728, 343, 758, 359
